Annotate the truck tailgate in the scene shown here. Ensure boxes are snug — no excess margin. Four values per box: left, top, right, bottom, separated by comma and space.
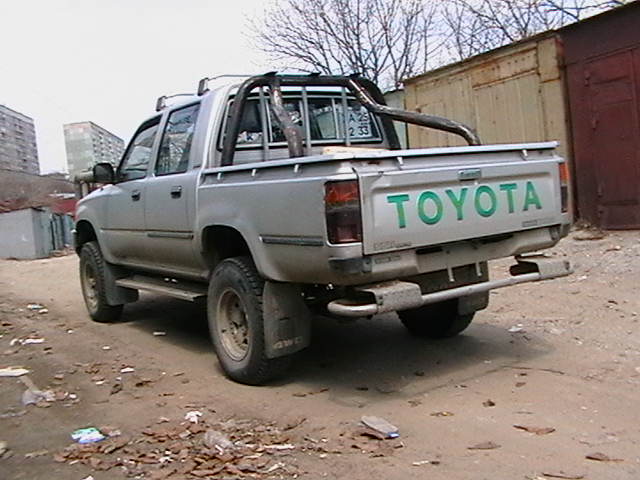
356, 150, 563, 255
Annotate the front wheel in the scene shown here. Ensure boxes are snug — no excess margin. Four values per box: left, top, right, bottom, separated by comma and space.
398, 299, 474, 339
207, 257, 292, 385
79, 241, 123, 323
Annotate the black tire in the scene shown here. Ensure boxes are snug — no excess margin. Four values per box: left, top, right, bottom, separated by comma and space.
398, 299, 474, 339
79, 241, 123, 323
207, 256, 292, 385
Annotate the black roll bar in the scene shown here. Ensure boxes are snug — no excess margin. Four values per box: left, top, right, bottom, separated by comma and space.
218, 73, 481, 167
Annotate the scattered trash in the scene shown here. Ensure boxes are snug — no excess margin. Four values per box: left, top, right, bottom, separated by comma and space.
264, 443, 295, 450
482, 399, 496, 407
110, 382, 122, 395
101, 345, 111, 351
82, 476, 95, 480
38, 309, 49, 315
360, 416, 399, 439
153, 331, 166, 336
185, 410, 203, 424
513, 425, 556, 435
515, 382, 527, 387
430, 411, 454, 417
21, 388, 55, 406
574, 230, 606, 241
408, 399, 422, 407
0, 409, 27, 418
467, 441, 500, 450
585, 452, 623, 462
508, 325, 525, 333
24, 449, 49, 458
0, 441, 7, 456
204, 429, 234, 450
374, 382, 397, 394
27, 304, 45, 311
120, 367, 135, 374
10, 337, 45, 346
54, 416, 311, 476
542, 472, 585, 479
412, 459, 440, 466
71, 427, 106, 444
0, 366, 29, 377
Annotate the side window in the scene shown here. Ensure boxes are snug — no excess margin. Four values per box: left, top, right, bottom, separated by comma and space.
118, 122, 159, 182
156, 104, 200, 176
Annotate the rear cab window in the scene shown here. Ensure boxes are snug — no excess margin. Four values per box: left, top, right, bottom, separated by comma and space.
217, 89, 383, 165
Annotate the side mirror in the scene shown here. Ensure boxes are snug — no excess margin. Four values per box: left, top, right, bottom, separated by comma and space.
93, 162, 115, 184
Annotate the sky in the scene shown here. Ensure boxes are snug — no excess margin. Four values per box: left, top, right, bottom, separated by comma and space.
0, 0, 271, 174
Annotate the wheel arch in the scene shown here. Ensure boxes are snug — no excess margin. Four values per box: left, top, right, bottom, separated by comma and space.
201, 224, 253, 273
75, 219, 98, 254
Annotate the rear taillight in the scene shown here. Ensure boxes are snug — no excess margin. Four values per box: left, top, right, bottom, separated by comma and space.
325, 180, 362, 244
558, 162, 570, 213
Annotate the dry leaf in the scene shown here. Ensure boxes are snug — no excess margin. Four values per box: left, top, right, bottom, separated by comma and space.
514, 425, 556, 435
542, 472, 585, 479
468, 441, 500, 450
482, 399, 496, 407
586, 452, 623, 462
430, 411, 454, 417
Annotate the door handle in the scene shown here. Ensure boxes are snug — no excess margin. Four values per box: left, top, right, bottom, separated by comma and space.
170, 186, 182, 198
131, 190, 141, 201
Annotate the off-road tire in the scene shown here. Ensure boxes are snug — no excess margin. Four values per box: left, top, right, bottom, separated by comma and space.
398, 299, 474, 338
207, 256, 292, 385
79, 241, 123, 323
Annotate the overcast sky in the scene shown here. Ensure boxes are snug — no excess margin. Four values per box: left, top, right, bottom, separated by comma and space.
0, 0, 271, 174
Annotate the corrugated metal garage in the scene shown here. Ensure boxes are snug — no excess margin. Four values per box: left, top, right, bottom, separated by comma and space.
404, 2, 640, 229
404, 32, 570, 161
563, 4, 640, 229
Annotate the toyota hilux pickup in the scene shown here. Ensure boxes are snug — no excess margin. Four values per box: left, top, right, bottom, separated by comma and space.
75, 73, 572, 385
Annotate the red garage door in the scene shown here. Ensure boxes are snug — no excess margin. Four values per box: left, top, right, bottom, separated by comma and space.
563, 4, 640, 229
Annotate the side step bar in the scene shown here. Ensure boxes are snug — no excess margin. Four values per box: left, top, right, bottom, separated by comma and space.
327, 255, 572, 318
115, 275, 207, 302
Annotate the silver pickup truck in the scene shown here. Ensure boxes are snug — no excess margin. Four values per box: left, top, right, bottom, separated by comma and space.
75, 73, 572, 384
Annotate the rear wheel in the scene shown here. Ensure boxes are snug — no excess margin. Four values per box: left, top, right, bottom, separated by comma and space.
79, 241, 123, 323
207, 257, 292, 385
398, 299, 474, 339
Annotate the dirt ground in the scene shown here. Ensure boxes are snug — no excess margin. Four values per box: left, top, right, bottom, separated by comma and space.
1, 229, 639, 480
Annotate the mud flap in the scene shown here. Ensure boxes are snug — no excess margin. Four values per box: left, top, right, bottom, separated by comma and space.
262, 281, 311, 359
103, 261, 138, 306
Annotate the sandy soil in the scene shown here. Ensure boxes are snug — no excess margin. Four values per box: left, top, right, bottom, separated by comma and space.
1, 229, 639, 480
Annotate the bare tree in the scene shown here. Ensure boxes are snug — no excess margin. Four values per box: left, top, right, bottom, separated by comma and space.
442, 0, 629, 60
250, 0, 444, 90
250, 0, 629, 88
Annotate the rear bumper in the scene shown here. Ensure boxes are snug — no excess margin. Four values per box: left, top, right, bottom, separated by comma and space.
327, 254, 572, 317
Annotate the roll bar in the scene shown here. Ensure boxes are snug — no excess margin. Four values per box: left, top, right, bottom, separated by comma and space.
213, 73, 481, 167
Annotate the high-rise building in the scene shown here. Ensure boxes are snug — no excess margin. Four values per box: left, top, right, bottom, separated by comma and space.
63, 121, 125, 175
0, 105, 40, 174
